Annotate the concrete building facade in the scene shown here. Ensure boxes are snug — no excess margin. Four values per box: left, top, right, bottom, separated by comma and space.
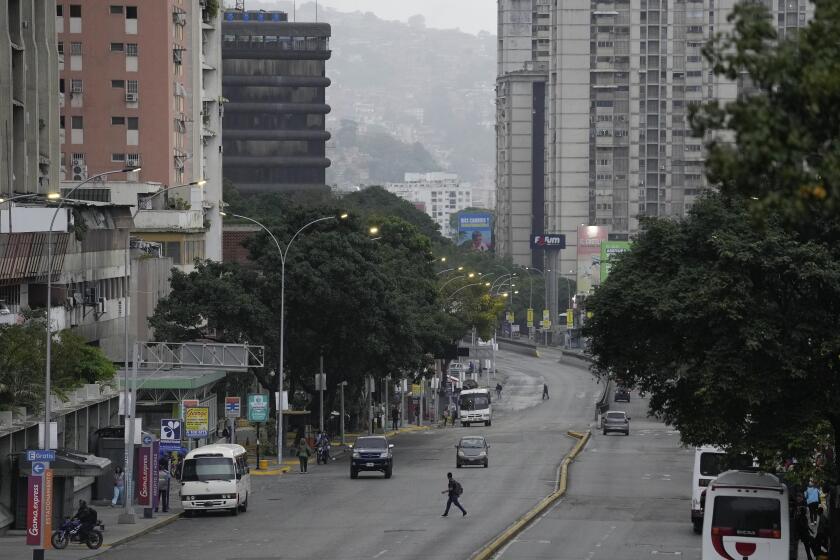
222, 10, 332, 193
56, 0, 223, 262
0, 0, 61, 197
384, 173, 473, 239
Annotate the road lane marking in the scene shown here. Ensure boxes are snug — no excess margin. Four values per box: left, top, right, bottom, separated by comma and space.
373, 549, 388, 558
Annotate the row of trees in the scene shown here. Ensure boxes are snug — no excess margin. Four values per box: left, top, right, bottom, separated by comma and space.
585, 1, 840, 554
151, 185, 504, 427
0, 315, 116, 411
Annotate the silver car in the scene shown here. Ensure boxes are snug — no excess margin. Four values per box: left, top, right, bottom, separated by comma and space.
602, 411, 630, 435
455, 435, 489, 468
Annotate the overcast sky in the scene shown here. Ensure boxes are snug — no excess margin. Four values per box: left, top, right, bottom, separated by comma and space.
314, 0, 496, 35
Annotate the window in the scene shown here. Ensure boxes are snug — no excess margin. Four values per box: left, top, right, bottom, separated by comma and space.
711, 497, 781, 537
126, 80, 138, 94
60, 116, 65, 128
111, 80, 125, 88
59, 79, 65, 93
71, 79, 83, 93
127, 117, 138, 130
126, 43, 138, 56
126, 152, 139, 163
112, 153, 125, 162
71, 42, 82, 55
110, 42, 124, 52
110, 5, 123, 14
126, 6, 137, 19
69, 4, 81, 17
57, 42, 64, 55
111, 116, 125, 125
56, 5, 63, 16
71, 116, 83, 129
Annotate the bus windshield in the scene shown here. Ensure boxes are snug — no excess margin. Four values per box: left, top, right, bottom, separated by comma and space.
182, 457, 235, 482
459, 394, 490, 410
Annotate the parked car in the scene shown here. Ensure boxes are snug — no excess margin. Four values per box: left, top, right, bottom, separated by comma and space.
602, 411, 630, 435
456, 435, 489, 468
614, 386, 631, 402
350, 436, 394, 479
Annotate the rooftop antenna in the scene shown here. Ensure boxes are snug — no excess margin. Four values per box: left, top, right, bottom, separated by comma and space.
234, 0, 244, 10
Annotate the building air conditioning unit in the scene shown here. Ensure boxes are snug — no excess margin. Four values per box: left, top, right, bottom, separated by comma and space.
173, 11, 187, 25
71, 83, 83, 94
83, 287, 99, 307
125, 92, 138, 102
126, 158, 139, 167
72, 164, 88, 181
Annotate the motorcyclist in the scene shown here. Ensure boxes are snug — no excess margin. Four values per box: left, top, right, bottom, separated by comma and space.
73, 500, 97, 541
316, 431, 330, 462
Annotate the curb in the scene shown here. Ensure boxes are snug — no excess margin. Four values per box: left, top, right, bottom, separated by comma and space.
88, 511, 183, 557
469, 430, 591, 560
251, 465, 291, 476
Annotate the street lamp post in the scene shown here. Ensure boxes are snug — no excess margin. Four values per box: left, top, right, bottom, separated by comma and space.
220, 211, 346, 461
43, 168, 139, 462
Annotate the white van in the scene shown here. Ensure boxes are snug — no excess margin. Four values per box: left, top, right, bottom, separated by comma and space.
180, 444, 250, 516
702, 470, 789, 560
692, 446, 726, 533
692, 447, 757, 533
458, 388, 492, 426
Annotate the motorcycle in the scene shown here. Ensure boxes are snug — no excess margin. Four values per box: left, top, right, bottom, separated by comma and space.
51, 517, 104, 550
316, 441, 331, 464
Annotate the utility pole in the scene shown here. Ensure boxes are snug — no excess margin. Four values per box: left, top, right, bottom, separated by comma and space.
338, 381, 347, 444
368, 376, 374, 435
384, 376, 389, 432
318, 355, 325, 434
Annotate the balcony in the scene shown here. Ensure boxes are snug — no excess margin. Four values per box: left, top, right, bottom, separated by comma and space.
133, 209, 204, 232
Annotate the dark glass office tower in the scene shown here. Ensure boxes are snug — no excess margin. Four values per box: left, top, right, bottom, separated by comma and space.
222, 11, 331, 193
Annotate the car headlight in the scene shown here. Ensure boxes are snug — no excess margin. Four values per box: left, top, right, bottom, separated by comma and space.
478, 451, 487, 456
380, 452, 390, 458
457, 451, 465, 457
352, 451, 360, 458
184, 496, 194, 501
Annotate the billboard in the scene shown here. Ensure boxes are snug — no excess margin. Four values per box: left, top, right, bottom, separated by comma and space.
576, 225, 609, 294
184, 407, 209, 438
457, 213, 492, 251
530, 233, 566, 250
600, 240, 632, 282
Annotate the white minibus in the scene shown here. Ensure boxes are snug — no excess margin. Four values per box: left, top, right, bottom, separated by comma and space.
180, 444, 250, 516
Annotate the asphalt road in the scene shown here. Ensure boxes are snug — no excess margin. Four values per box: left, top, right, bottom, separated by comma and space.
496, 390, 701, 560
95, 347, 602, 560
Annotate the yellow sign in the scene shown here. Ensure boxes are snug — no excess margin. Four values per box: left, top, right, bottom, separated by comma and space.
567, 309, 574, 328
527, 308, 534, 327
184, 406, 209, 438
506, 311, 514, 323
411, 384, 422, 396
43, 469, 53, 549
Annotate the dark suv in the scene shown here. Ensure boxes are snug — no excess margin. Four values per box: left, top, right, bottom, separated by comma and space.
614, 386, 630, 402
350, 436, 394, 479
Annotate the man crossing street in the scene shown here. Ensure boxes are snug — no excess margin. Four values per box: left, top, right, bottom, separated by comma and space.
441, 472, 467, 517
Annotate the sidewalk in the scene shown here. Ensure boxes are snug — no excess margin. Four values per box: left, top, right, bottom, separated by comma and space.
0, 498, 181, 560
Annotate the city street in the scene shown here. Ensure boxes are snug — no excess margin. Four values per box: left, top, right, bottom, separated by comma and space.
94, 348, 601, 560
496, 391, 700, 560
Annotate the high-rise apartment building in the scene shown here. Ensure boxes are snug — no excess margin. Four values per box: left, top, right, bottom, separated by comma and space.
57, 0, 224, 262
384, 173, 474, 238
222, 10, 332, 193
497, 0, 815, 282
1, 0, 61, 196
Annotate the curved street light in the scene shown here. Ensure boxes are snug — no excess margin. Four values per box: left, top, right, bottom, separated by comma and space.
220, 211, 347, 459
44, 166, 140, 456
438, 272, 476, 293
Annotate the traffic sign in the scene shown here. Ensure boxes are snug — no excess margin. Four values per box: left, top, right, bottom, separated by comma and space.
26, 450, 55, 462
142, 434, 153, 446
247, 394, 269, 422
224, 396, 241, 418
31, 462, 46, 476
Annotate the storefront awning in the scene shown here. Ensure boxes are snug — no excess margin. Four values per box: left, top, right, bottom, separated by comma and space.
18, 450, 111, 477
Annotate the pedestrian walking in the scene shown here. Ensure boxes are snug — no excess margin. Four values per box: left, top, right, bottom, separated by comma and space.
542, 383, 550, 400
111, 466, 124, 507
495, 383, 502, 401
794, 494, 816, 560
296, 437, 312, 473
441, 472, 467, 517
806, 480, 821, 521
814, 504, 830, 556
448, 403, 457, 426
156, 460, 171, 512
443, 408, 450, 427
391, 405, 400, 431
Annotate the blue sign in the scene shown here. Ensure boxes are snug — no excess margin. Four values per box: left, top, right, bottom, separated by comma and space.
31, 462, 46, 476
142, 434, 153, 446
457, 213, 493, 252
160, 419, 181, 443
159, 441, 183, 453
26, 450, 56, 462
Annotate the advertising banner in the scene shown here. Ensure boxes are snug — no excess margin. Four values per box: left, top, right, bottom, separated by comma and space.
43, 468, 53, 549
247, 394, 269, 423
530, 233, 566, 250
457, 213, 492, 251
26, 476, 42, 545
137, 445, 152, 506
527, 308, 534, 328
152, 441, 160, 511
160, 419, 182, 452
599, 240, 632, 283
567, 308, 574, 329
185, 407, 209, 438
181, 399, 199, 421
576, 225, 609, 294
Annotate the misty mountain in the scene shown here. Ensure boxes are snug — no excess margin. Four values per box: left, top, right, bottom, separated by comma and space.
239, 1, 496, 186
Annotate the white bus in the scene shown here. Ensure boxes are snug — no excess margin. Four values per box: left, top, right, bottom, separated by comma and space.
180, 444, 250, 516
458, 388, 492, 427
692, 446, 756, 533
702, 470, 789, 560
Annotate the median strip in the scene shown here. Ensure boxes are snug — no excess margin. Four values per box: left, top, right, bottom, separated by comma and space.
469, 430, 591, 560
